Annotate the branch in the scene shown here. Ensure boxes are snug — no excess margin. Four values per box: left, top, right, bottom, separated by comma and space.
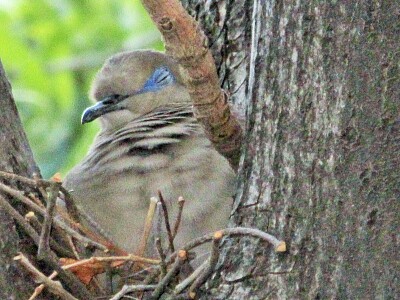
188, 231, 222, 296
166, 227, 286, 265
38, 181, 61, 259
137, 196, 158, 256
14, 254, 78, 300
150, 250, 187, 300
141, 0, 243, 169
172, 196, 185, 239
110, 284, 156, 300
158, 190, 175, 252
0, 181, 108, 251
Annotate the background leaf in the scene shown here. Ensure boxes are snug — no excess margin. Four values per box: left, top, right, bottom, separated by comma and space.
0, 0, 162, 178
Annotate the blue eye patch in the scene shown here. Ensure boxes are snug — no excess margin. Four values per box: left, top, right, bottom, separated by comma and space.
141, 66, 176, 93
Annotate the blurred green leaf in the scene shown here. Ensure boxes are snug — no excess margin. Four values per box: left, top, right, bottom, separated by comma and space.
0, 0, 161, 178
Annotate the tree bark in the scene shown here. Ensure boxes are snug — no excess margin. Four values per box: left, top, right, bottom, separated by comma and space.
0, 61, 44, 298
183, 1, 399, 299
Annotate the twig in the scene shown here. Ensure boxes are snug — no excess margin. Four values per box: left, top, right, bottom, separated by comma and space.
38, 181, 61, 259
188, 231, 222, 295
74, 206, 114, 243
62, 255, 160, 270
158, 190, 175, 252
25, 212, 74, 258
56, 207, 127, 256
166, 227, 286, 264
150, 250, 187, 300
54, 216, 108, 251
0, 170, 42, 187
137, 196, 158, 256
0, 170, 81, 223
155, 238, 167, 278
29, 270, 58, 300
110, 284, 157, 300
0, 181, 45, 214
32, 173, 48, 206
173, 260, 208, 295
0, 194, 41, 245
59, 186, 80, 222
172, 196, 185, 239
29, 255, 142, 300
66, 234, 80, 259
154, 201, 168, 277
139, 227, 285, 291
155, 201, 163, 240
14, 253, 78, 300
0, 192, 92, 298
0, 182, 108, 251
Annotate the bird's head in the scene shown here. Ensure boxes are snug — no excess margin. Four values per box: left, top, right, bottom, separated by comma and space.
82, 50, 190, 130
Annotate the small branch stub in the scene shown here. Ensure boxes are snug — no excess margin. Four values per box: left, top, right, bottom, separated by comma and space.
275, 241, 287, 253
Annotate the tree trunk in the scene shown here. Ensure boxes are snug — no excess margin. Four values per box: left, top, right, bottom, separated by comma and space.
0, 61, 44, 298
183, 1, 399, 299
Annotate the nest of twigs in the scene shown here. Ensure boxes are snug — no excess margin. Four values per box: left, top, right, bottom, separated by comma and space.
0, 171, 286, 300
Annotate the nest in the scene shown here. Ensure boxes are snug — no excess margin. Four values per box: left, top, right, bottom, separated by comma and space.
0, 171, 285, 300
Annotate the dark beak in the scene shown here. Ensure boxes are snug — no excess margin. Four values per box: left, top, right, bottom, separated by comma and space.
81, 94, 128, 124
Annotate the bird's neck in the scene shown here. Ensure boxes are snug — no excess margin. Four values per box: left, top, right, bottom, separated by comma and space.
81, 104, 203, 172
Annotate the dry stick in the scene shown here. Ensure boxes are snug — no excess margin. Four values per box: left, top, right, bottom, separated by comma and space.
172, 196, 185, 239
75, 206, 114, 243
0, 195, 92, 299
155, 201, 163, 240
28, 192, 46, 208
59, 186, 80, 222
188, 231, 223, 297
38, 181, 61, 259
169, 293, 193, 300
138, 198, 185, 289
172, 260, 208, 296
0, 170, 33, 184
150, 250, 187, 300
137, 197, 158, 257
14, 253, 78, 300
155, 202, 168, 277
140, 227, 286, 290
29, 271, 58, 300
53, 216, 107, 251
166, 227, 286, 265
155, 238, 167, 278
0, 194, 41, 245
66, 234, 81, 259
62, 255, 160, 269
27, 254, 157, 300
32, 173, 48, 206
110, 284, 157, 300
158, 190, 175, 252
0, 170, 81, 222
0, 182, 107, 251
25, 212, 74, 258
56, 207, 127, 257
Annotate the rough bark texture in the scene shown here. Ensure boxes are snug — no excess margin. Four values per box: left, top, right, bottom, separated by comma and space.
183, 1, 399, 299
0, 61, 44, 299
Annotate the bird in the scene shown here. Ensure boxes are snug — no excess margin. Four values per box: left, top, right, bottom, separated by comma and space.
63, 50, 235, 254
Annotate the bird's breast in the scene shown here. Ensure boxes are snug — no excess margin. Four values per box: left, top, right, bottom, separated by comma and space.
63, 130, 235, 252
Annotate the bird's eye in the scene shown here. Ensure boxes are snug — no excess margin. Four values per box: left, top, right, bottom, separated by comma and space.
102, 94, 122, 105
154, 67, 174, 86
142, 66, 175, 92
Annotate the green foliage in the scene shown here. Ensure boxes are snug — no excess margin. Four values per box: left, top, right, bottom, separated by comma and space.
0, 0, 162, 178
